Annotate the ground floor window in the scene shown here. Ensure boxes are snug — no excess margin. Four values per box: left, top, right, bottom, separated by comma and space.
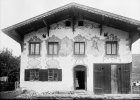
48, 69, 58, 81
24, 69, 62, 81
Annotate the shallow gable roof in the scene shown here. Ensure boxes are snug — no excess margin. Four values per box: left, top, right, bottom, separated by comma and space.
2, 2, 140, 43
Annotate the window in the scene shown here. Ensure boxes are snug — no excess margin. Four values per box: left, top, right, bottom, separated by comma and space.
74, 42, 85, 55
48, 69, 58, 81
48, 42, 59, 55
78, 21, 84, 26
65, 21, 71, 27
29, 42, 40, 55
29, 69, 39, 81
106, 41, 117, 55
25, 69, 62, 81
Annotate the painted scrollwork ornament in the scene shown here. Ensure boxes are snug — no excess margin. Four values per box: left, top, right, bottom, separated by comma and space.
59, 36, 73, 56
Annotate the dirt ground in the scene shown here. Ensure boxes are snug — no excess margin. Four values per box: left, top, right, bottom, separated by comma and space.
0, 89, 140, 99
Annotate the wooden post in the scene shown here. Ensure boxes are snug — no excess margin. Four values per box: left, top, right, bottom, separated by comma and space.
43, 20, 50, 37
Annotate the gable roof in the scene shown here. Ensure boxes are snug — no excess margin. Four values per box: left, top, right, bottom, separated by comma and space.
2, 2, 140, 43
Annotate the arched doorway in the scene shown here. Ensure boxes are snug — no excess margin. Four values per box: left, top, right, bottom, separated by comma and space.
74, 65, 87, 90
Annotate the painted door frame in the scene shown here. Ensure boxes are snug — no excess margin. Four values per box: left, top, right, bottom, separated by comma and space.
73, 65, 87, 90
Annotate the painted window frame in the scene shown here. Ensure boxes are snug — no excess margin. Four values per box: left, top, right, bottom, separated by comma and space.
74, 42, 85, 55
105, 41, 118, 55
48, 42, 59, 55
29, 42, 41, 55
48, 69, 58, 81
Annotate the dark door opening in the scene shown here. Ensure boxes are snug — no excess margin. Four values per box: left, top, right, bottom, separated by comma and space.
75, 71, 85, 90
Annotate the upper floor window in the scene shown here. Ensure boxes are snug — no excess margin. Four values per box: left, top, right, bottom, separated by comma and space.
48, 42, 59, 55
74, 42, 85, 55
29, 42, 40, 55
28, 36, 42, 56
106, 41, 117, 55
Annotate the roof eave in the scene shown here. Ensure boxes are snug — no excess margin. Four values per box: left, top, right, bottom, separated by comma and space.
2, 2, 140, 43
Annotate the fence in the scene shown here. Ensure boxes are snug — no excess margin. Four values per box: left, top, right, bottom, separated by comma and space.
0, 81, 18, 92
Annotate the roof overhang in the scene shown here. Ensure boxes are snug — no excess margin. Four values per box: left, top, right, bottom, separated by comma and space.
2, 2, 140, 43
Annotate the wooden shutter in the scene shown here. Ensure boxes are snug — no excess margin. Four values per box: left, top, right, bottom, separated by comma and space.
117, 63, 130, 93
58, 69, 62, 81
39, 69, 48, 81
25, 69, 30, 81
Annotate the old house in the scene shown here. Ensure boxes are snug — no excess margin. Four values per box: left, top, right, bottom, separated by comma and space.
2, 3, 140, 94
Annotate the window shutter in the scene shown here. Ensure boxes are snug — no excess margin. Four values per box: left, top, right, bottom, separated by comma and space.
39, 69, 48, 81
25, 69, 30, 81
58, 69, 62, 81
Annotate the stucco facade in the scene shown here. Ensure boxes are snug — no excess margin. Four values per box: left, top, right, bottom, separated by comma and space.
20, 19, 131, 92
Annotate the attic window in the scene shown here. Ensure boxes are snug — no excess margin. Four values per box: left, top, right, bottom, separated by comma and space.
65, 21, 71, 27
78, 21, 84, 26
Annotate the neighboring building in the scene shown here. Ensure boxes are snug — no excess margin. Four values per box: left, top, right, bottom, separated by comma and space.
2, 3, 140, 94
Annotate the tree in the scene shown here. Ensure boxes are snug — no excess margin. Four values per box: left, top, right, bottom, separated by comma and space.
0, 48, 20, 82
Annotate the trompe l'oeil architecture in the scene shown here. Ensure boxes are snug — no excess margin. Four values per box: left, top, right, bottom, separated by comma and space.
2, 3, 140, 94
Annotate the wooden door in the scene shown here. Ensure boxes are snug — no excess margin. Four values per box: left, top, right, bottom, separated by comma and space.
94, 64, 111, 94
117, 64, 131, 94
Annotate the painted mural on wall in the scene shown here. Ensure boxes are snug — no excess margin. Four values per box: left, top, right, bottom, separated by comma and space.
87, 36, 104, 57
84, 20, 99, 29
46, 35, 61, 42
28, 35, 42, 42
59, 36, 73, 56
105, 33, 120, 41
27, 58, 42, 68
46, 59, 60, 69
51, 21, 65, 30
74, 34, 88, 42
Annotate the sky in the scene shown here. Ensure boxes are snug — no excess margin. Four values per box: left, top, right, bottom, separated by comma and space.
0, 0, 140, 56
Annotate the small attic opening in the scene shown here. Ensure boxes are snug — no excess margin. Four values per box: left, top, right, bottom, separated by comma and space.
65, 21, 71, 27
78, 21, 84, 26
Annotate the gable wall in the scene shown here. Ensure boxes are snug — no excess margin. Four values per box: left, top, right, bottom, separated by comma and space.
20, 19, 131, 92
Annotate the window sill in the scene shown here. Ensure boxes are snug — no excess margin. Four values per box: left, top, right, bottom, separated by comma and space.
46, 54, 59, 57
104, 54, 120, 57
25, 81, 61, 82
28, 55, 41, 58
73, 54, 86, 58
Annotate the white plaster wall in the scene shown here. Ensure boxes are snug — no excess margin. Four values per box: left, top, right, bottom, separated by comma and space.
20, 19, 131, 93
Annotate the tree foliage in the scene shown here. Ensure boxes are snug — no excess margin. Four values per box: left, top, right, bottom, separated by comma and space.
0, 49, 20, 82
